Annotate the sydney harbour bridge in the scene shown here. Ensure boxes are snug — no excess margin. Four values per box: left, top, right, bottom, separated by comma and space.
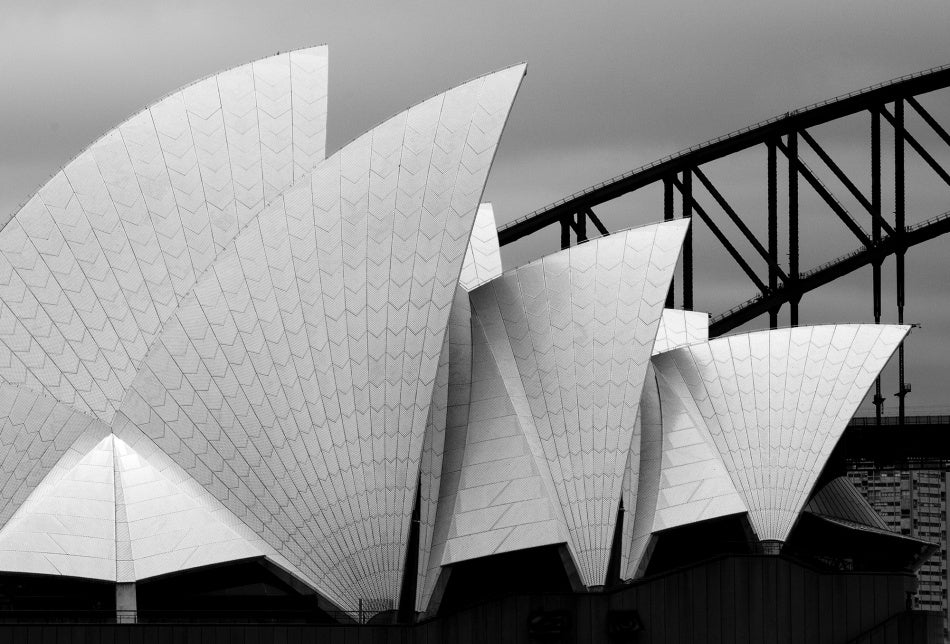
500, 63, 950, 461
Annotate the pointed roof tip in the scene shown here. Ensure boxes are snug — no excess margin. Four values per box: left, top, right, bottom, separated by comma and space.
707, 322, 913, 345
654, 322, 913, 353
326, 61, 527, 162
4, 44, 331, 228
475, 217, 690, 287
249, 43, 328, 63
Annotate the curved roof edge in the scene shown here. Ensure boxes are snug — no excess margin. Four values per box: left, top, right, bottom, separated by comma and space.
502, 62, 950, 236
3, 44, 330, 229
0, 46, 330, 422
649, 323, 909, 542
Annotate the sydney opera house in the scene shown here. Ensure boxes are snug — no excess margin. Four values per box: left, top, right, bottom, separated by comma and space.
0, 46, 941, 642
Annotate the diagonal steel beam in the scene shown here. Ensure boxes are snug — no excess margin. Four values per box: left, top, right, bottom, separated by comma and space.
775, 139, 873, 247
669, 175, 768, 293
880, 106, 950, 189
710, 208, 950, 335
693, 167, 788, 283
583, 209, 610, 236
499, 64, 950, 245
907, 96, 950, 149
799, 130, 896, 236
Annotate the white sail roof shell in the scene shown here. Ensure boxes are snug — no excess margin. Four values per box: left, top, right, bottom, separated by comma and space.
0, 384, 111, 531
0, 433, 282, 581
648, 324, 909, 543
620, 361, 747, 580
0, 47, 328, 423
112, 65, 526, 613
463, 220, 688, 586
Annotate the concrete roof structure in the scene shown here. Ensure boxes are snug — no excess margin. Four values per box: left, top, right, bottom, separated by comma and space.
0, 46, 910, 621
445, 221, 689, 588
0, 47, 328, 424
621, 324, 908, 578
0, 433, 271, 582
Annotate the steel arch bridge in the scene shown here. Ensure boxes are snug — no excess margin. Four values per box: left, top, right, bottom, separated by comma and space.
498, 63, 950, 423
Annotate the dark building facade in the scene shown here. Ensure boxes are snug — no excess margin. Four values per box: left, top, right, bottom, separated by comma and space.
842, 417, 950, 642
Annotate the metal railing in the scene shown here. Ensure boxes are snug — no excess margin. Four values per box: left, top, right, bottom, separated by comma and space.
848, 415, 950, 427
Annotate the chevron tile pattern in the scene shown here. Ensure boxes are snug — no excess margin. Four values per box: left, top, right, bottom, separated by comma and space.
0, 383, 110, 530
0, 431, 288, 581
0, 432, 118, 580
419, 293, 569, 610
466, 221, 688, 586
619, 359, 748, 580
618, 363, 659, 581
649, 324, 908, 542
115, 65, 526, 613
653, 309, 709, 354
0, 47, 328, 424
459, 203, 503, 292
415, 288, 469, 611
415, 202, 505, 610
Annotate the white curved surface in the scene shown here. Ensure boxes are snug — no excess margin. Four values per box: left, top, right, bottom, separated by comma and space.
0, 432, 311, 582
653, 309, 709, 354
649, 324, 908, 542
466, 220, 688, 586
114, 65, 526, 612
0, 383, 110, 531
459, 203, 503, 292
0, 47, 328, 423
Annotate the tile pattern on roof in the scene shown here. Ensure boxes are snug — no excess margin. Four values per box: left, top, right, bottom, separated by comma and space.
650, 363, 748, 532
424, 301, 567, 599
653, 309, 709, 354
0, 431, 116, 580
0, 431, 288, 582
805, 476, 890, 530
416, 288, 470, 611
414, 295, 453, 612
467, 221, 688, 586
649, 324, 908, 542
0, 47, 328, 423
113, 66, 526, 613
459, 203, 503, 292
0, 384, 110, 529
619, 365, 659, 580
620, 358, 748, 579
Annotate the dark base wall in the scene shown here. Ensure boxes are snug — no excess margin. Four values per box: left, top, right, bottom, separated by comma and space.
0, 556, 942, 644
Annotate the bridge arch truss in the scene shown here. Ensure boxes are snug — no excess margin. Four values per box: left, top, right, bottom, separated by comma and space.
498, 63, 950, 422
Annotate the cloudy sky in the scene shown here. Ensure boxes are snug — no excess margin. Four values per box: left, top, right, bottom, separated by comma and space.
2, 0, 949, 412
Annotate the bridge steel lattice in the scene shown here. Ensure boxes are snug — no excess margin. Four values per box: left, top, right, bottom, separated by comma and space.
498, 64, 950, 425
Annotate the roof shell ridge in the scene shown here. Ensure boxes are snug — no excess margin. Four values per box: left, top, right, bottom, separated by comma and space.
2, 44, 329, 229
128, 62, 528, 389
651, 322, 911, 357
473, 217, 690, 290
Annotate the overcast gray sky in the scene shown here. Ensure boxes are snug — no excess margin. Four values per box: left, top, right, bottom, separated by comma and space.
2, 0, 949, 413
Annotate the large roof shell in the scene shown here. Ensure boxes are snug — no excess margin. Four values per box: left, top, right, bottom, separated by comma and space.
112, 64, 526, 613
0, 47, 329, 423
0, 433, 301, 582
648, 324, 908, 542
463, 220, 688, 586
